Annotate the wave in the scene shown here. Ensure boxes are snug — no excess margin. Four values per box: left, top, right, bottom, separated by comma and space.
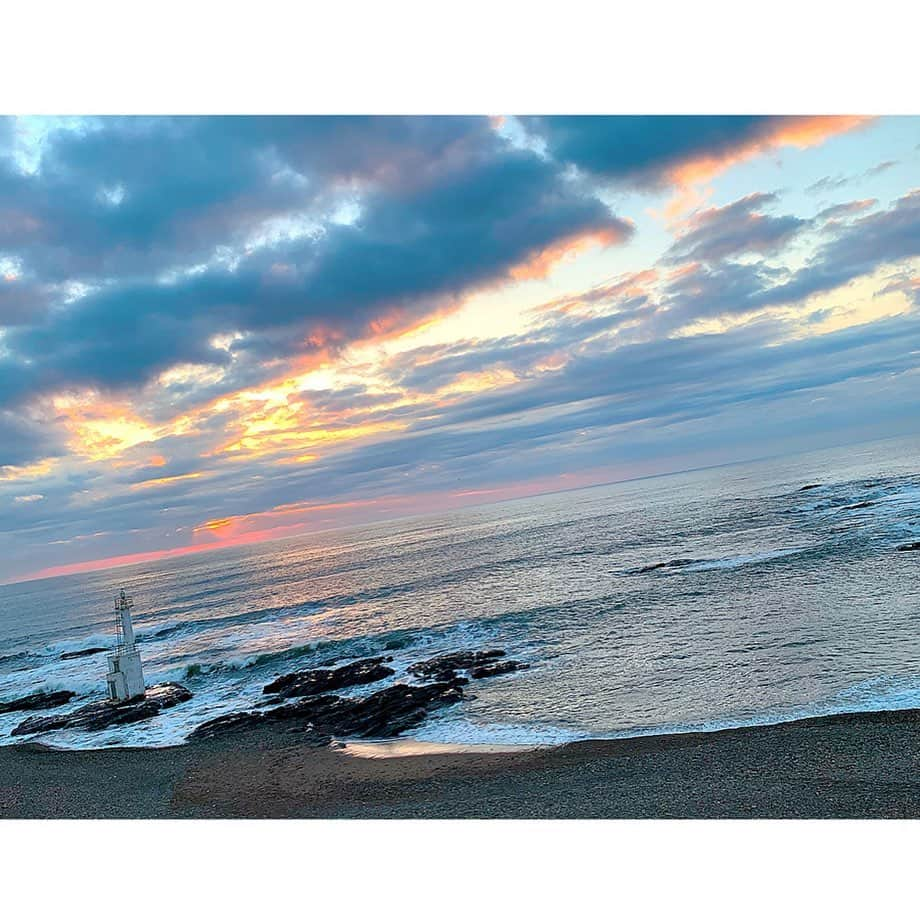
6, 603, 327, 669
684, 546, 812, 571
158, 608, 540, 685
141, 601, 324, 642
630, 545, 812, 575
40, 633, 114, 659
411, 717, 584, 747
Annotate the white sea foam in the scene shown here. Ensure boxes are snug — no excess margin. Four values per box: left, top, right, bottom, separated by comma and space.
685, 546, 812, 571
411, 715, 584, 747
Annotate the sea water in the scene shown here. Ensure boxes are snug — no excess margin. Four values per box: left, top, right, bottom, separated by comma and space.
1, 433, 919, 750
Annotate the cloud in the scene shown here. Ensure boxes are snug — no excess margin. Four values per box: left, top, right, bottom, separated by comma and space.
766, 189, 920, 306
653, 190, 920, 327
807, 159, 900, 196
0, 116, 916, 583
816, 199, 877, 222
0, 410, 63, 467
522, 116, 868, 189
0, 276, 51, 326
0, 117, 631, 406
665, 193, 808, 264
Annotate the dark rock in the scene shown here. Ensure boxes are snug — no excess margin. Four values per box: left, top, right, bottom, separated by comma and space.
256, 695, 286, 708
636, 558, 700, 574
263, 656, 395, 698
11, 683, 192, 737
798, 483, 823, 491
897, 542, 920, 552
332, 681, 465, 737
408, 649, 505, 682
60, 646, 108, 661
469, 660, 529, 679
0, 689, 76, 716
190, 680, 463, 742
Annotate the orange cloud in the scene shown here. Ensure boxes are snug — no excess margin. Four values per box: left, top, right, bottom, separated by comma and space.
533, 269, 659, 316
192, 496, 389, 538
212, 418, 408, 462
196, 517, 234, 533
664, 115, 871, 217
51, 393, 158, 461
510, 226, 629, 282
129, 472, 204, 490
0, 458, 58, 482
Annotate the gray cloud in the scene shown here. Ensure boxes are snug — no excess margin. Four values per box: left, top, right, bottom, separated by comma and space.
665, 193, 808, 264
0, 117, 630, 409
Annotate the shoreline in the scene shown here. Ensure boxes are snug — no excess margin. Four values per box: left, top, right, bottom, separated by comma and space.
4, 705, 920, 818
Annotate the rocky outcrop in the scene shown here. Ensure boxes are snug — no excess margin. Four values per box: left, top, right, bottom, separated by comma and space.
408, 649, 506, 682
188, 646, 533, 743
0, 689, 76, 715
469, 660, 529, 679
60, 646, 108, 661
190, 680, 463, 742
897, 542, 920, 552
263, 656, 395, 698
11, 683, 192, 737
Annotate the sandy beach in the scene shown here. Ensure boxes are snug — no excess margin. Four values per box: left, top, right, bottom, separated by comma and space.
4, 706, 920, 819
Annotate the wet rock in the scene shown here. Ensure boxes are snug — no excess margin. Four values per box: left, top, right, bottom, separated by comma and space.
190, 680, 463, 742
263, 656, 395, 698
11, 683, 192, 737
0, 689, 76, 716
897, 542, 920, 552
798, 483, 823, 492
636, 558, 701, 574
469, 660, 529, 680
60, 646, 108, 661
408, 649, 505, 682
256, 695, 286, 708
333, 681, 465, 737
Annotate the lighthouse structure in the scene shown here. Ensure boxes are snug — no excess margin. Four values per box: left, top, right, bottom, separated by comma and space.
106, 588, 146, 702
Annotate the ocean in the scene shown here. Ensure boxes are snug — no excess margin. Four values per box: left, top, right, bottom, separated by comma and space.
2, 434, 919, 750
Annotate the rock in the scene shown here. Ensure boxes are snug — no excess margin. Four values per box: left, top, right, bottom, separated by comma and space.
0, 689, 77, 716
798, 483, 823, 491
60, 646, 108, 661
636, 558, 700, 574
332, 681, 465, 737
263, 656, 395, 698
11, 683, 192, 737
408, 649, 505, 682
469, 660, 529, 679
897, 542, 920, 552
256, 695, 286, 708
190, 680, 463, 742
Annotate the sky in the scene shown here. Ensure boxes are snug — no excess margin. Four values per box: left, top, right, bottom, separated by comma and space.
0, 115, 918, 584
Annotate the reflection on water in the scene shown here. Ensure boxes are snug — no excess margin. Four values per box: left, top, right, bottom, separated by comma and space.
340, 739, 539, 758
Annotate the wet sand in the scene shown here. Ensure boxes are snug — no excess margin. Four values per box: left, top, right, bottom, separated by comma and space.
4, 707, 920, 818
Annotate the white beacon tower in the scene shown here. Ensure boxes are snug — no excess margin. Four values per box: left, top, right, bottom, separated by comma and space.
106, 588, 146, 702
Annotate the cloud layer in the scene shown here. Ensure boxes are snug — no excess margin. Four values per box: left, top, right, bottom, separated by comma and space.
0, 115, 916, 583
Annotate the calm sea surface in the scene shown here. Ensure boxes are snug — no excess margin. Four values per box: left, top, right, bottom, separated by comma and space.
2, 434, 919, 749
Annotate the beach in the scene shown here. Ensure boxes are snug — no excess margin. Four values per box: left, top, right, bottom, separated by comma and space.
4, 706, 920, 819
